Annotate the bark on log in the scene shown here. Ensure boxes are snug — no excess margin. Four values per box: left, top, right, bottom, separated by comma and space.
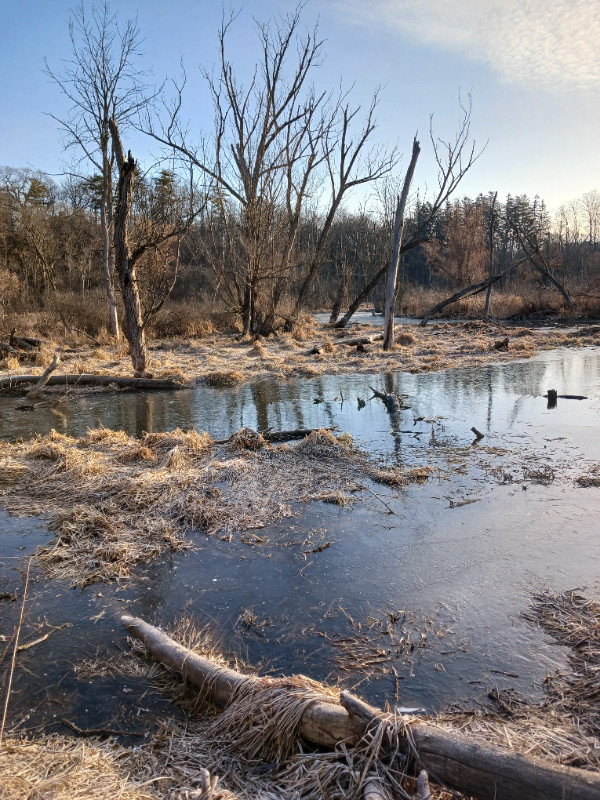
121, 615, 600, 800
0, 342, 19, 356
363, 777, 388, 800
416, 770, 432, 800
25, 353, 60, 399
0, 374, 184, 392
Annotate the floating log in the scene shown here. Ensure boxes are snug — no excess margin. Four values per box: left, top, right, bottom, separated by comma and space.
369, 386, 402, 411
121, 615, 600, 800
0, 373, 185, 392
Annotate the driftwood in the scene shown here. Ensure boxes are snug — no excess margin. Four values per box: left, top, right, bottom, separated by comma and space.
0, 342, 19, 356
121, 615, 600, 800
0, 373, 184, 392
25, 353, 60, 399
369, 386, 402, 411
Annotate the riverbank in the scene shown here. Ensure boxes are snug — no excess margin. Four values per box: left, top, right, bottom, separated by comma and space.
1, 319, 599, 392
2, 590, 599, 800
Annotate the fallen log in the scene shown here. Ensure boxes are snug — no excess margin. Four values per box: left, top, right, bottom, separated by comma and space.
121, 615, 600, 800
10, 329, 42, 351
0, 342, 19, 356
0, 373, 185, 392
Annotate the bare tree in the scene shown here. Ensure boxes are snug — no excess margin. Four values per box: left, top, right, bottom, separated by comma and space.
383, 137, 420, 349
146, 7, 396, 334
109, 119, 201, 374
46, 2, 154, 339
333, 98, 483, 328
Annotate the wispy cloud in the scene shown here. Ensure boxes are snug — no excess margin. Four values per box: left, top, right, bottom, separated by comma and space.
340, 0, 600, 92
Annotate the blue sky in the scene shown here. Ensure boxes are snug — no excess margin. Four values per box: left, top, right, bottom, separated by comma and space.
1, 0, 598, 214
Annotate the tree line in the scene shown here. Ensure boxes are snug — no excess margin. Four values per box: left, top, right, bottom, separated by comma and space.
1, 4, 599, 371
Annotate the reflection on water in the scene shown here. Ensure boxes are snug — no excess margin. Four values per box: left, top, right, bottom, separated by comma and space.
1, 347, 600, 732
1, 349, 599, 459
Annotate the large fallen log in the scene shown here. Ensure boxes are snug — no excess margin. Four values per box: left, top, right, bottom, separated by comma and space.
122, 615, 600, 800
0, 373, 185, 392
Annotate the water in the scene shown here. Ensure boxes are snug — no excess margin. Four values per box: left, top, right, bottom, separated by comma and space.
1, 346, 599, 736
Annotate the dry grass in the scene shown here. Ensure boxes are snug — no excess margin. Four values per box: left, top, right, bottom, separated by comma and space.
575, 464, 600, 487
2, 319, 594, 391
5, 591, 600, 800
0, 427, 393, 586
0, 734, 159, 800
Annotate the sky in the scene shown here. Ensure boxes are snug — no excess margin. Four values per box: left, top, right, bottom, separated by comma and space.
0, 0, 598, 215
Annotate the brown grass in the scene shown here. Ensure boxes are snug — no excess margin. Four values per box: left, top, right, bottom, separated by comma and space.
1, 318, 595, 390
0, 427, 394, 586
4, 590, 600, 800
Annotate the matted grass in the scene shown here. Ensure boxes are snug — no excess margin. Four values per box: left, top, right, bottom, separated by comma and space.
0, 427, 409, 586
1, 319, 595, 388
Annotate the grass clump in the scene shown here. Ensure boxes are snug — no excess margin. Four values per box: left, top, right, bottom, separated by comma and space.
0, 427, 369, 586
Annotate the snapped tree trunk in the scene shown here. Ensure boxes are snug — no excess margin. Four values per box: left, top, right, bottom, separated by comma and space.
101, 147, 120, 340
383, 137, 420, 349
109, 118, 147, 376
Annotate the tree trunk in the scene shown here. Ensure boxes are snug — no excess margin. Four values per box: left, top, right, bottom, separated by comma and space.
109, 118, 147, 376
484, 192, 498, 319
101, 151, 120, 340
383, 138, 420, 349
121, 615, 600, 800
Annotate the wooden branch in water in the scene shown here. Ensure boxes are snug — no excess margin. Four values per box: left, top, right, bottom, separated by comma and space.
0, 373, 185, 392
369, 386, 402, 410
121, 615, 600, 800
25, 353, 60, 399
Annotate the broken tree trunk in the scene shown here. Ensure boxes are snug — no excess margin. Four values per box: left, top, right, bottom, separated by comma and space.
25, 353, 60, 399
121, 615, 600, 800
0, 374, 184, 392
383, 137, 420, 350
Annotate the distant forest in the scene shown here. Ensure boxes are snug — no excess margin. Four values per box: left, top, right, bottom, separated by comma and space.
1, 5, 599, 340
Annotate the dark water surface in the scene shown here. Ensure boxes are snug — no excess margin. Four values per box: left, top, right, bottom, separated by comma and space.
1, 346, 599, 737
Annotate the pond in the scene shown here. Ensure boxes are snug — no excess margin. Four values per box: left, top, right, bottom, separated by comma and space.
1, 346, 600, 737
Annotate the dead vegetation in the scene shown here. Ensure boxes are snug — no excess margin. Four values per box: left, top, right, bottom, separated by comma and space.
4, 591, 600, 800
0, 320, 595, 390
0, 427, 423, 586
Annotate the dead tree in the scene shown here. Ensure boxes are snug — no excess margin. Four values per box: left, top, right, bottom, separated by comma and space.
334, 97, 483, 329
145, 8, 396, 334
109, 119, 199, 374
383, 137, 420, 349
46, 4, 157, 339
